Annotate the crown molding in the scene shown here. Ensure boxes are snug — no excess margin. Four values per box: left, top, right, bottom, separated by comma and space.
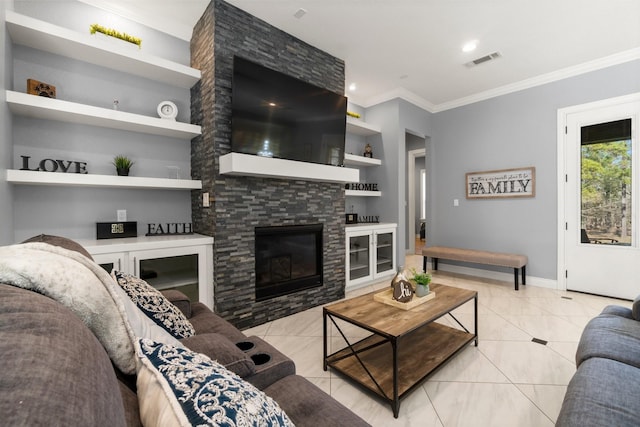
357, 47, 640, 114
432, 47, 640, 112
356, 87, 436, 112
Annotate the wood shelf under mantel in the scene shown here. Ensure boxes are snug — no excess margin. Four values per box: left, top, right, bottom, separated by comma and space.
6, 91, 201, 139
6, 170, 202, 190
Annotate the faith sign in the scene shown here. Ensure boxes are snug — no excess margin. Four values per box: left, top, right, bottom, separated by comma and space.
466, 167, 535, 199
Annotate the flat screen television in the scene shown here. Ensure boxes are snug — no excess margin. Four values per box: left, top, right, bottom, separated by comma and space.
231, 56, 347, 167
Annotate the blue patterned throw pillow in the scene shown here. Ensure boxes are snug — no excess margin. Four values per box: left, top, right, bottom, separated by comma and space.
136, 338, 295, 427
111, 270, 195, 339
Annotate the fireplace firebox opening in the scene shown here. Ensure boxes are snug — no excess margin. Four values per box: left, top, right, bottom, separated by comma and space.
255, 224, 323, 301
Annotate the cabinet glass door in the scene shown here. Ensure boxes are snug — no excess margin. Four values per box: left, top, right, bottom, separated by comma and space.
137, 254, 199, 302
92, 253, 124, 274
349, 234, 371, 281
376, 232, 394, 274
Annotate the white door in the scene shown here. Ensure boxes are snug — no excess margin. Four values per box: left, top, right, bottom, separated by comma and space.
563, 97, 640, 299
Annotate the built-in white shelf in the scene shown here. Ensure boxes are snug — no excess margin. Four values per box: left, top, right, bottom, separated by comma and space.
343, 153, 382, 167
219, 152, 359, 183
6, 170, 202, 190
346, 117, 381, 136
6, 91, 201, 139
345, 189, 382, 197
5, 11, 201, 88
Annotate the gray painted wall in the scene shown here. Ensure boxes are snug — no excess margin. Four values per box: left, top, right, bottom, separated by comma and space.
430, 59, 640, 280
0, 2, 15, 245
7, 1, 194, 242
364, 98, 432, 258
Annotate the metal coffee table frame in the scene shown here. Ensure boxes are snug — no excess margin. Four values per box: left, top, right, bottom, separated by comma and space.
323, 284, 477, 418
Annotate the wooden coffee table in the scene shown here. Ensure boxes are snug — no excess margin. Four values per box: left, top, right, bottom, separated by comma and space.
323, 283, 477, 418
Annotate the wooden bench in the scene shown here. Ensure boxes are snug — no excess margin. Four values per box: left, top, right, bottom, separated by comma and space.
422, 246, 528, 290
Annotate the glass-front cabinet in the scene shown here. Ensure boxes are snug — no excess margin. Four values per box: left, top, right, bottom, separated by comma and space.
375, 231, 394, 274
84, 235, 214, 309
345, 223, 397, 290
348, 231, 372, 282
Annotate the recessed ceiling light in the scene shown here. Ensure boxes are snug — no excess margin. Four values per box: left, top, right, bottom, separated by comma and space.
399, 74, 409, 80
294, 8, 307, 19
462, 40, 478, 53
348, 83, 357, 92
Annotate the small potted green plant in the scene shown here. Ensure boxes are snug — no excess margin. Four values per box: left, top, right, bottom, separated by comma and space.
409, 267, 431, 297
112, 155, 134, 176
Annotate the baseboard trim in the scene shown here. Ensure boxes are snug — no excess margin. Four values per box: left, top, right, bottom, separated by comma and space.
432, 263, 558, 290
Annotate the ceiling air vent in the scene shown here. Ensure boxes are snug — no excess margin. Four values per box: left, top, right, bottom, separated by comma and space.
465, 52, 502, 67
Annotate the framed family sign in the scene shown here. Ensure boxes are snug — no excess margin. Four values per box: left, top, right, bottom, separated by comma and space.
466, 166, 535, 199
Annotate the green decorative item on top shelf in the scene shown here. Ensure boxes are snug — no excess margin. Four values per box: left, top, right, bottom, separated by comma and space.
113, 155, 134, 176
90, 23, 142, 48
409, 267, 432, 297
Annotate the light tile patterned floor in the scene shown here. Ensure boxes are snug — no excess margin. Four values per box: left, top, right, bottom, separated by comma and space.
243, 254, 631, 426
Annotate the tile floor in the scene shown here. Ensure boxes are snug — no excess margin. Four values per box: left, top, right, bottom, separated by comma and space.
243, 254, 631, 426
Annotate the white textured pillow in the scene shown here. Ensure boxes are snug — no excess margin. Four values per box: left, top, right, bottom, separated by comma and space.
0, 243, 183, 375
112, 270, 195, 339
136, 338, 295, 427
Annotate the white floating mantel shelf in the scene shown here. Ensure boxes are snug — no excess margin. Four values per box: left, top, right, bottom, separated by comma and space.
219, 153, 359, 183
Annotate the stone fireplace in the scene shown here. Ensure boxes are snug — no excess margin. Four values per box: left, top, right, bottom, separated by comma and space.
190, 0, 347, 329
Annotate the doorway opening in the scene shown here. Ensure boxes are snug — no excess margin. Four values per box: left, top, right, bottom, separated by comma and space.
407, 140, 426, 255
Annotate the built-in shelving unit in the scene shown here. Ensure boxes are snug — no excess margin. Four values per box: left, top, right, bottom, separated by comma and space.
6, 91, 201, 139
344, 119, 382, 197
6, 170, 202, 190
5, 12, 203, 192
5, 11, 200, 88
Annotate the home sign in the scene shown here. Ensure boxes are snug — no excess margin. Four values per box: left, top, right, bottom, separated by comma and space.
346, 182, 379, 191
20, 155, 88, 174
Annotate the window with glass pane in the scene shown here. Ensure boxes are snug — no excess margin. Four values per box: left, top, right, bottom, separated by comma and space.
580, 118, 632, 245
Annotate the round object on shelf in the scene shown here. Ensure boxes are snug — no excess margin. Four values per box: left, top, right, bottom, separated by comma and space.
157, 100, 177, 120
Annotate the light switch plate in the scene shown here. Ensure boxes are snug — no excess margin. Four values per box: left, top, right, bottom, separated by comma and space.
117, 210, 127, 221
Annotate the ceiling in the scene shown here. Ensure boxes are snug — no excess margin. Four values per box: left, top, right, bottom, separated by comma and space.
86, 0, 640, 112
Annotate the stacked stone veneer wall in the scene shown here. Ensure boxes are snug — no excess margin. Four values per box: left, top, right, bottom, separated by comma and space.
191, 0, 346, 329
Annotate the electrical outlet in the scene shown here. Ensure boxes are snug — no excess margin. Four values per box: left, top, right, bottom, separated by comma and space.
117, 210, 127, 221
203, 192, 210, 208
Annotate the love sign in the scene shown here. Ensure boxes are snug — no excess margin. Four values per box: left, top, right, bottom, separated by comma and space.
20, 155, 87, 174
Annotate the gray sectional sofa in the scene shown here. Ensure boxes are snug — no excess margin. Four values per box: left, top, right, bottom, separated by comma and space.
556, 300, 640, 426
0, 236, 369, 426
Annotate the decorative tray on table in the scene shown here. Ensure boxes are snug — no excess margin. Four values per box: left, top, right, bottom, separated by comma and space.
373, 288, 436, 310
